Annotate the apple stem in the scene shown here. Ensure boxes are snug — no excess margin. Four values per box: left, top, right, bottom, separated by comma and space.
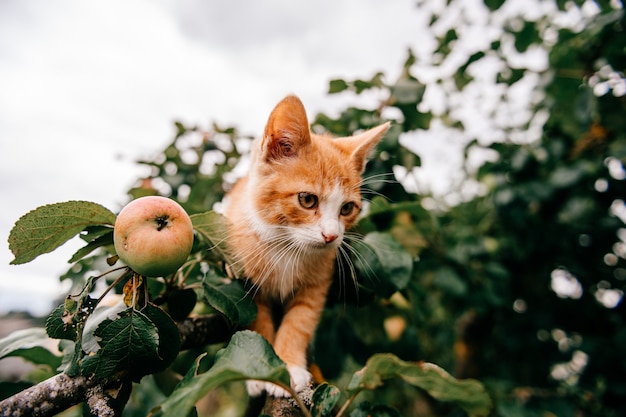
95, 267, 132, 306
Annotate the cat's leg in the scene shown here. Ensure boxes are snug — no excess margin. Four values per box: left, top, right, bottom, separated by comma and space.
246, 298, 277, 397
251, 298, 276, 344
265, 281, 330, 397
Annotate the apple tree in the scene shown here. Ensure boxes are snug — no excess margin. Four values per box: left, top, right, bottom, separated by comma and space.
1, 0, 625, 416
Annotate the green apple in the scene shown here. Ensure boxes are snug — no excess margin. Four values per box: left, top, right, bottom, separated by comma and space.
114, 196, 193, 277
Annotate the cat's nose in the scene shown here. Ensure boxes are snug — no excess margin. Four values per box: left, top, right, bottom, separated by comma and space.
322, 232, 338, 243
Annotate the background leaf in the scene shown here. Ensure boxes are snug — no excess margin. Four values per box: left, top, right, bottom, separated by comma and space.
142, 303, 181, 375
190, 211, 235, 266
354, 232, 413, 296
347, 354, 492, 417
311, 382, 341, 417
8, 200, 116, 265
202, 278, 256, 326
329, 79, 349, 94
3, 346, 62, 371
0, 328, 61, 370
0, 328, 48, 359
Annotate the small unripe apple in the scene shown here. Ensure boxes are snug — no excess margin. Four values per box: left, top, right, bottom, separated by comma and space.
114, 196, 193, 277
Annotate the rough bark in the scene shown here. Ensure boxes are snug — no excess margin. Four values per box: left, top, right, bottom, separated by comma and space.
178, 314, 232, 350
0, 373, 88, 417
261, 386, 314, 417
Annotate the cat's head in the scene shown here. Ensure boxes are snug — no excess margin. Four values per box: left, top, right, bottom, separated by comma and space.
247, 95, 390, 250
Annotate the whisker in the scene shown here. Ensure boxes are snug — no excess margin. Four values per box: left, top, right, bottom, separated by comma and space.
342, 234, 379, 285
360, 188, 391, 201
338, 240, 358, 285
336, 245, 358, 303
358, 172, 397, 186
229, 227, 309, 302
355, 173, 400, 201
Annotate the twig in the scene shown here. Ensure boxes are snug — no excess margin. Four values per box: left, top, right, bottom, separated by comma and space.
335, 391, 361, 417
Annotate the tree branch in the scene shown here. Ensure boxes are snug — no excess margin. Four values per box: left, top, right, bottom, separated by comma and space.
261, 386, 314, 417
178, 314, 232, 349
0, 373, 88, 417
0, 314, 232, 417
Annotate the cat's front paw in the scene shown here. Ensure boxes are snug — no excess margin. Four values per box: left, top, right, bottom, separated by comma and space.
246, 379, 292, 398
264, 382, 291, 398
247, 366, 312, 398
246, 380, 266, 397
288, 365, 312, 393
266, 365, 312, 397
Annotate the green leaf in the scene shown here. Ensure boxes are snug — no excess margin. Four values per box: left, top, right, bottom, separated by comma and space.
142, 303, 181, 375
80, 307, 161, 381
6, 346, 62, 370
513, 21, 540, 53
362, 232, 413, 291
50, 277, 101, 344
351, 232, 413, 298
57, 339, 81, 375
203, 278, 256, 326
329, 79, 349, 94
8, 201, 116, 265
483, 0, 505, 11
0, 328, 48, 358
0, 328, 61, 370
394, 103, 432, 131
190, 211, 234, 266
312, 382, 341, 417
69, 228, 113, 263
497, 68, 526, 85
391, 79, 425, 104
436, 29, 458, 54
79, 225, 115, 243
433, 267, 468, 297
366, 196, 392, 216
149, 330, 290, 417
402, 48, 416, 70
548, 162, 592, 188
347, 354, 492, 417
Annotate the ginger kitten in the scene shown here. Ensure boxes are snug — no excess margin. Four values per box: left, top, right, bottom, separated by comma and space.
225, 95, 389, 397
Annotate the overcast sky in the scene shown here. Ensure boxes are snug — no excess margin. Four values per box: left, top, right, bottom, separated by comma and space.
0, 0, 436, 315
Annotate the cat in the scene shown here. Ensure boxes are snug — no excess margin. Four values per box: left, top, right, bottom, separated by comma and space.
225, 95, 389, 397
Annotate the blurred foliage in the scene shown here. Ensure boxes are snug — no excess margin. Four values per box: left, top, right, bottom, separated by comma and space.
2, 0, 626, 416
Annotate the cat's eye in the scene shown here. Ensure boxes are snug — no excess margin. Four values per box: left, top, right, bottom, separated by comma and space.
340, 202, 356, 216
298, 192, 318, 209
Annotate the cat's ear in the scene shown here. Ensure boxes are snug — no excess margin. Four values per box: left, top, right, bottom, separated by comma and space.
346, 122, 391, 173
262, 95, 311, 162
